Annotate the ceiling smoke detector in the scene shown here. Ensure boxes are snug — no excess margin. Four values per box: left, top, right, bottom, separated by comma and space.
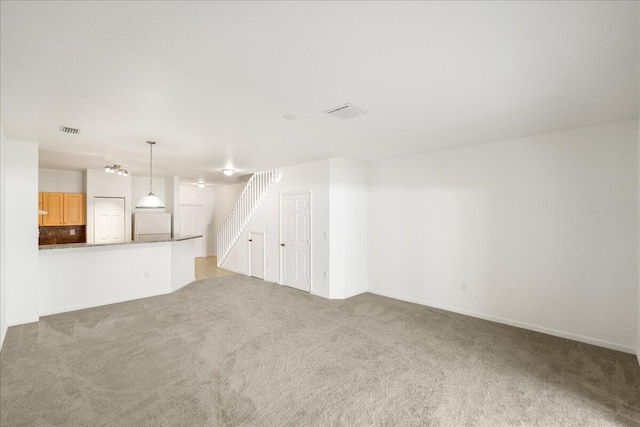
324, 103, 368, 120
59, 126, 80, 134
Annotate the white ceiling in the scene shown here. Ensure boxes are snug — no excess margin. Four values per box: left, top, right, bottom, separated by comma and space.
1, 1, 638, 185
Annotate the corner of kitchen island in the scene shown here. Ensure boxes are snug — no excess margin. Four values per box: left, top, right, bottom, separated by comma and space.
38, 235, 202, 317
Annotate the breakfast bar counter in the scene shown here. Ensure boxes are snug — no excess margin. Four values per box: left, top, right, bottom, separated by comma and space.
38, 236, 201, 316
39, 234, 201, 250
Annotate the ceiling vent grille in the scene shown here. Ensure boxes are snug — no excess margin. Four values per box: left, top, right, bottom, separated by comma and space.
59, 126, 80, 134
324, 103, 368, 120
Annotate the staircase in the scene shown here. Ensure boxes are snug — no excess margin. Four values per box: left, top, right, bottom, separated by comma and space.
217, 168, 281, 266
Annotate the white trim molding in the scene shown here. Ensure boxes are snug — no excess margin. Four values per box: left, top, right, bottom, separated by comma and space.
368, 289, 635, 354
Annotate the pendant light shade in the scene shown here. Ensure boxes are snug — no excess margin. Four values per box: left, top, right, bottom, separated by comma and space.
136, 141, 165, 209
136, 193, 165, 209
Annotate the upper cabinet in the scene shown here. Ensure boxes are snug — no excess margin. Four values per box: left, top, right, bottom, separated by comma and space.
42, 192, 64, 226
63, 193, 85, 225
38, 192, 43, 226
40, 192, 85, 226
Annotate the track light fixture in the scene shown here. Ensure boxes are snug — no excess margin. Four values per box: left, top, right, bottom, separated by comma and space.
104, 164, 128, 176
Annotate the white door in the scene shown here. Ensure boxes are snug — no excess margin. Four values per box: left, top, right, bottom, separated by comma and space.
249, 232, 265, 279
281, 193, 311, 292
180, 205, 204, 257
94, 197, 125, 243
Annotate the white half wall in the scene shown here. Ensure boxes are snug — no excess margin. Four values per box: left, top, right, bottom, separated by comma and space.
171, 239, 197, 291
368, 120, 639, 353
38, 168, 84, 193
329, 158, 368, 299
85, 169, 132, 243
38, 240, 196, 316
221, 159, 331, 297
4, 138, 39, 327
180, 184, 215, 256
0, 126, 8, 348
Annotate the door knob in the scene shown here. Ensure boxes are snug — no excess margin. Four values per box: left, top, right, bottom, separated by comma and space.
280, 243, 285, 247
249, 239, 253, 242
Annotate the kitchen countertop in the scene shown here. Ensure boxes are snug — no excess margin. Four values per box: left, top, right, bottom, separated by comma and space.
39, 235, 202, 250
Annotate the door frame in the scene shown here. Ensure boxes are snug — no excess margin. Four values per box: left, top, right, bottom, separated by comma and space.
179, 204, 205, 257
248, 231, 266, 279
279, 191, 312, 292
93, 196, 126, 243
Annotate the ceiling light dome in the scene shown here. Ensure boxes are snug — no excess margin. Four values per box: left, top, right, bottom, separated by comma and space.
222, 168, 234, 176
137, 193, 165, 209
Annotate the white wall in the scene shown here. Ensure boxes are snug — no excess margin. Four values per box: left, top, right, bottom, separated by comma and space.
0, 126, 8, 348
38, 168, 84, 193
222, 159, 331, 297
329, 158, 368, 299
212, 182, 245, 256
368, 120, 639, 353
166, 176, 180, 236
85, 169, 132, 243
180, 185, 215, 256
4, 138, 39, 327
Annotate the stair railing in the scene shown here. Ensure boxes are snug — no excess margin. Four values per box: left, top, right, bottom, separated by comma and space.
216, 168, 281, 266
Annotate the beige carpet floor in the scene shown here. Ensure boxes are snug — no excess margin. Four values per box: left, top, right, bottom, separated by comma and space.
1, 275, 639, 426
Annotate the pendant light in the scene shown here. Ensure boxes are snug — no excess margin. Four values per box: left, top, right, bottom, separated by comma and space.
136, 141, 165, 209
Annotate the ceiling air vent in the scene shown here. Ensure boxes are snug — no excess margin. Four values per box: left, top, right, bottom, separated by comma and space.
59, 126, 80, 134
324, 103, 368, 120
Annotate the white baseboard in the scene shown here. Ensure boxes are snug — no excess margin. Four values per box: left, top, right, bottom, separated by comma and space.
330, 289, 367, 300
172, 277, 195, 292
0, 325, 8, 351
311, 289, 330, 299
7, 316, 40, 327
39, 289, 172, 317
38, 279, 196, 319
368, 288, 635, 354
222, 264, 248, 276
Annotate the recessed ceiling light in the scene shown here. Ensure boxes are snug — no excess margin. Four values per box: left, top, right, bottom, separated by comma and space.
197, 182, 206, 188
283, 114, 296, 120
222, 168, 234, 176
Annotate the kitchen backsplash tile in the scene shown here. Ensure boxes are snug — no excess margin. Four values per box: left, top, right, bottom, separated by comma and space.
39, 226, 86, 245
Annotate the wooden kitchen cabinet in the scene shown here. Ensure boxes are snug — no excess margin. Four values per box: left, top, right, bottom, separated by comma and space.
63, 193, 85, 225
40, 192, 86, 226
38, 192, 43, 226
41, 192, 64, 226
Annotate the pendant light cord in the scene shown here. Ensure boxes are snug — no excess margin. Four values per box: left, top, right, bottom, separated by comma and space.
146, 141, 157, 194
149, 142, 153, 193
